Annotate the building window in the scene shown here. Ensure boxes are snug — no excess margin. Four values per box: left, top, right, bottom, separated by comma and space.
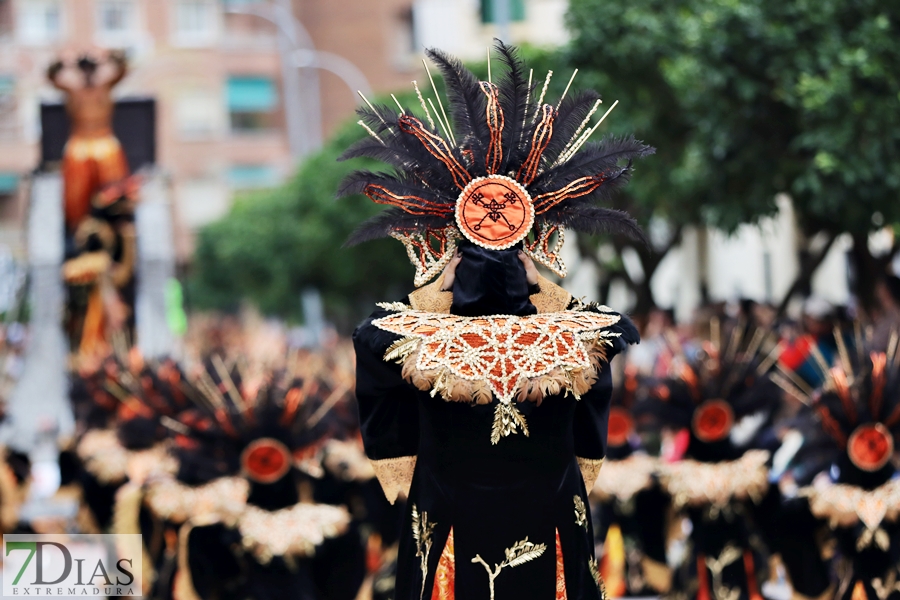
175, 89, 223, 139
97, 0, 134, 35
480, 0, 525, 23
228, 165, 279, 189
17, 0, 63, 45
0, 76, 16, 141
173, 0, 218, 46
227, 76, 277, 133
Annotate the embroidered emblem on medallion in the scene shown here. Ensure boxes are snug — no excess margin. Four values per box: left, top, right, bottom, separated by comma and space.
456, 175, 535, 250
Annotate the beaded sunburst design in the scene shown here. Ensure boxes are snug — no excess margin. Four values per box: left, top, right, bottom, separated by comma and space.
801, 479, 900, 550
374, 310, 622, 443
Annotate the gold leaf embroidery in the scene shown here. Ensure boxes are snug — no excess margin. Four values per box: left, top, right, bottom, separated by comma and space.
385, 336, 421, 363
704, 545, 742, 600
574, 495, 588, 530
472, 537, 547, 600
490, 402, 529, 445
588, 557, 608, 600
412, 504, 436, 600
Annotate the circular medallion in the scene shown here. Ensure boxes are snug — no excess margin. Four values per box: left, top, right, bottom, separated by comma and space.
692, 399, 734, 443
241, 438, 292, 484
607, 407, 634, 447
455, 175, 534, 250
847, 423, 894, 472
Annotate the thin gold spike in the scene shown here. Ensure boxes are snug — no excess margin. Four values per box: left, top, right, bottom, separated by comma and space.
556, 69, 578, 110
520, 68, 533, 146
564, 99, 619, 158
854, 320, 865, 363
391, 93, 405, 113
357, 91, 387, 126
725, 321, 745, 363
212, 354, 246, 412
308, 383, 352, 428
533, 70, 553, 122
887, 331, 899, 367
833, 327, 854, 382
357, 120, 385, 144
775, 362, 815, 397
423, 58, 455, 145
428, 97, 454, 142
756, 340, 785, 376
770, 372, 812, 406
711, 317, 721, 353
808, 344, 834, 384
412, 80, 436, 129
555, 99, 601, 165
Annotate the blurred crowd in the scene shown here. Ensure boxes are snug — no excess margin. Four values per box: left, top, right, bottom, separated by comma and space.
0, 274, 899, 599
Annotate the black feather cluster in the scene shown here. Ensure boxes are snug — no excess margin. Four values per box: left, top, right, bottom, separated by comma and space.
338, 41, 654, 248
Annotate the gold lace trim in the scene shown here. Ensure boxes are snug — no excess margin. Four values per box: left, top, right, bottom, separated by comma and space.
370, 456, 417, 505
377, 310, 619, 406
657, 450, 770, 511
238, 502, 351, 563
593, 454, 657, 502
409, 275, 454, 313
144, 476, 249, 524
77, 430, 176, 485
801, 478, 900, 551
577, 457, 605, 491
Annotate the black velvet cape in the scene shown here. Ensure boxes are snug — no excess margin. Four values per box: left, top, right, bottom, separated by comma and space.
353, 264, 638, 600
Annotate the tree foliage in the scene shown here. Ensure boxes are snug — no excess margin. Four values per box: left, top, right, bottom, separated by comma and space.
188, 122, 412, 331
566, 0, 900, 309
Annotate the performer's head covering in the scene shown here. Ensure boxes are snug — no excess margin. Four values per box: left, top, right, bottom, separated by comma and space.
646, 324, 782, 462
172, 359, 350, 509
339, 41, 653, 315
779, 330, 900, 489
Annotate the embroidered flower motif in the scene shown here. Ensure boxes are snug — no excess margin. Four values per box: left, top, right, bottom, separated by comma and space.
412, 504, 436, 600
472, 537, 547, 600
574, 495, 588, 530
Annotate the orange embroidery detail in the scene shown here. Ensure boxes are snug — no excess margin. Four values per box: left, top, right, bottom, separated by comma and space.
480, 82, 505, 174
847, 423, 894, 472
431, 528, 455, 600
523, 222, 566, 277
391, 227, 461, 287
455, 176, 534, 250
532, 173, 611, 214
398, 115, 471, 190
555, 530, 567, 600
363, 184, 453, 217
241, 438, 291, 484
692, 400, 734, 443
374, 311, 621, 404
517, 104, 554, 185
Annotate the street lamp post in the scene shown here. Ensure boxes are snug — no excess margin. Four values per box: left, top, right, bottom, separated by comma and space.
225, 1, 373, 160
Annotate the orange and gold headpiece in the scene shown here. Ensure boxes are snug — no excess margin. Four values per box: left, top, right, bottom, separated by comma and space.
338, 41, 653, 286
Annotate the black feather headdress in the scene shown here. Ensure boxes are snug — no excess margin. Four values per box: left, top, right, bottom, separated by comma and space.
642, 322, 783, 462
338, 41, 654, 286
776, 329, 900, 489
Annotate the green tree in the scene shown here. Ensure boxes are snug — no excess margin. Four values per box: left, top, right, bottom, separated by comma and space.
567, 0, 900, 312
188, 122, 412, 331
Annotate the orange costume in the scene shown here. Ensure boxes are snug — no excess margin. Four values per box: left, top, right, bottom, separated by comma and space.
62, 134, 129, 231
